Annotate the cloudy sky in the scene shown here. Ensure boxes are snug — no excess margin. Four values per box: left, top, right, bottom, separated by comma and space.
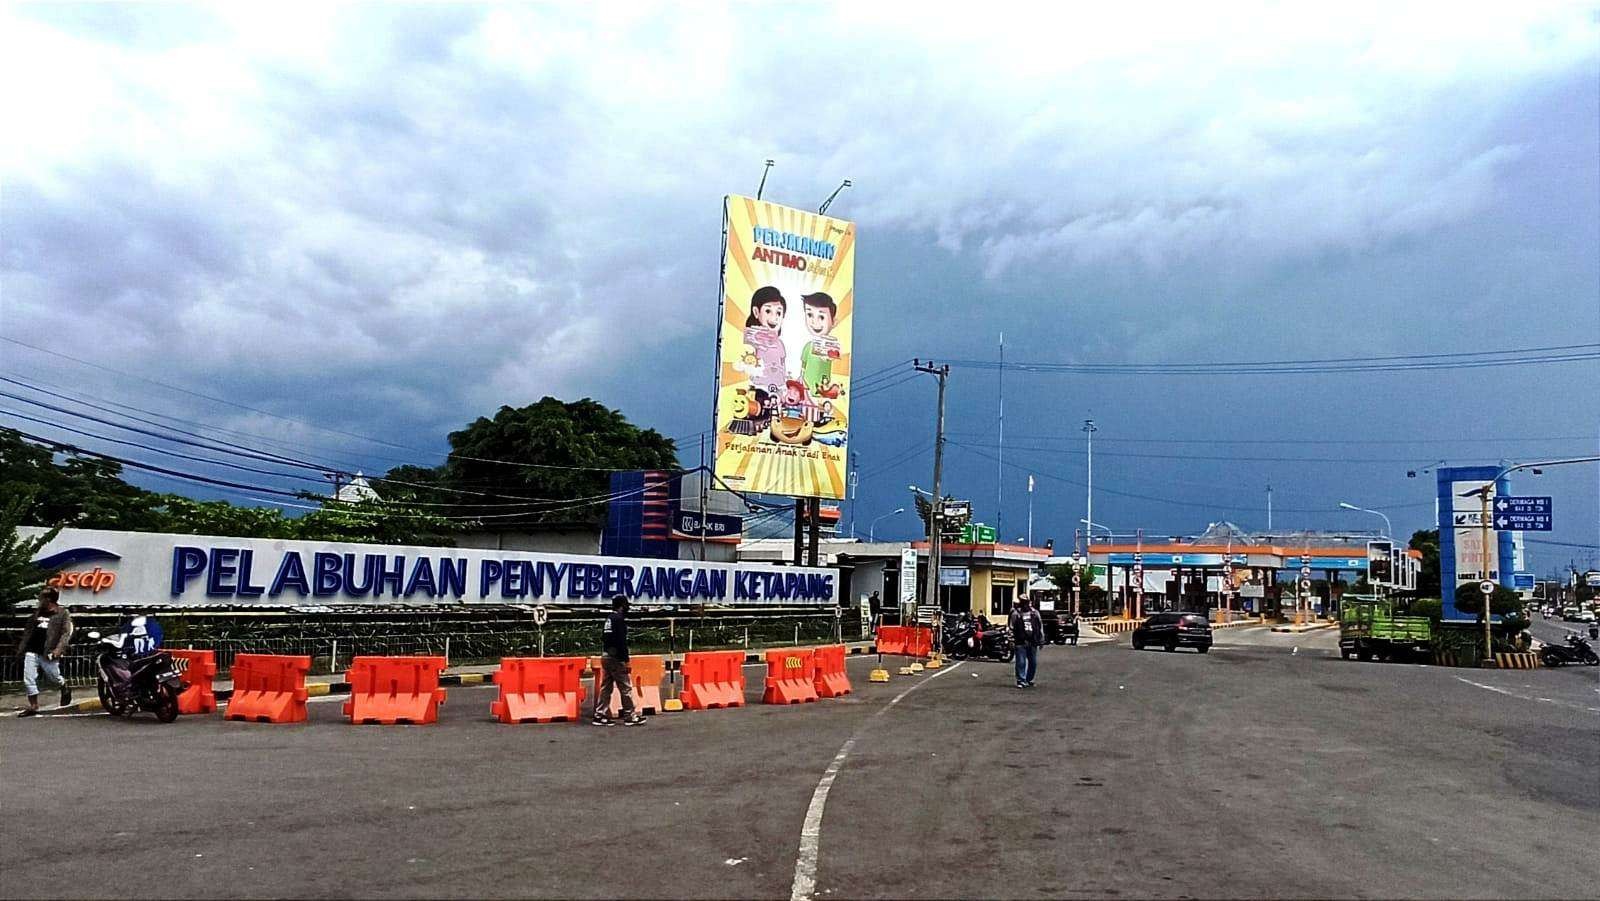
2, 3, 1597, 571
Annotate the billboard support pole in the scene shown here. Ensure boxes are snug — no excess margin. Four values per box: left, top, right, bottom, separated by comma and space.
793, 499, 805, 566
706, 199, 731, 551
808, 497, 820, 567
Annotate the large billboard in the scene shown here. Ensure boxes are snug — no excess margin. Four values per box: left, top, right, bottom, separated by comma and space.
1437, 466, 1513, 623
713, 194, 855, 499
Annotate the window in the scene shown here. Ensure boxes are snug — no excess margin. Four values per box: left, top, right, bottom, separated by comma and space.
990, 582, 1014, 616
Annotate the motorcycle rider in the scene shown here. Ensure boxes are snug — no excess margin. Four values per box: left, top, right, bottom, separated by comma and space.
13, 587, 73, 716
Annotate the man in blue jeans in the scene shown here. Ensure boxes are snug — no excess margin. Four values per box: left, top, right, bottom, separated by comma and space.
14, 587, 73, 716
1009, 596, 1044, 688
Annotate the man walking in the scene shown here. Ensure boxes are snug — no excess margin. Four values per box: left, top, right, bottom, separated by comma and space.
1009, 596, 1044, 688
593, 595, 645, 727
14, 587, 73, 716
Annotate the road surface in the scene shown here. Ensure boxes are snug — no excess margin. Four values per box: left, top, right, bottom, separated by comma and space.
3, 628, 1595, 899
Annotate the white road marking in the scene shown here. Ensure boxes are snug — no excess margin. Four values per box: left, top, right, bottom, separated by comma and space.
790, 661, 963, 901
1453, 677, 1600, 714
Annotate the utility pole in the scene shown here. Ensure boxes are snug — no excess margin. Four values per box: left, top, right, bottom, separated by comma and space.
1266, 484, 1272, 531
1083, 420, 1098, 534
997, 332, 1004, 535
915, 360, 950, 618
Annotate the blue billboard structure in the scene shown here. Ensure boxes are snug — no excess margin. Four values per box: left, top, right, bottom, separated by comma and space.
1436, 466, 1514, 623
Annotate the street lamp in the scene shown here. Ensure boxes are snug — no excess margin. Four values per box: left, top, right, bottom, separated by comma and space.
1337, 502, 1392, 538
1080, 519, 1113, 542
868, 508, 905, 542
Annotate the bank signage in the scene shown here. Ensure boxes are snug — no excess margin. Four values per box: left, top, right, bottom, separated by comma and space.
22, 528, 837, 608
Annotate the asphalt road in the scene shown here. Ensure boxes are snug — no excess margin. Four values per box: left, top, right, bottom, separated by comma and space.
2, 630, 1596, 900
1530, 614, 1599, 649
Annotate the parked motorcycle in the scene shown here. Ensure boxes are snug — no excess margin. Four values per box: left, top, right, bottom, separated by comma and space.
89, 631, 186, 722
1537, 634, 1599, 668
941, 615, 1015, 662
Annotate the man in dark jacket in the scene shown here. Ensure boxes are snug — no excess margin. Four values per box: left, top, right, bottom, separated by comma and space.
594, 595, 645, 726
1008, 596, 1045, 688
14, 587, 73, 716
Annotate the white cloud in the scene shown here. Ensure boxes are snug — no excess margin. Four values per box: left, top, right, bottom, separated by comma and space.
1, 1, 1594, 425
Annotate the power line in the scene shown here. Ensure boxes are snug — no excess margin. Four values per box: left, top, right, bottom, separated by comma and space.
8, 427, 660, 522
947, 440, 1433, 515
944, 430, 1596, 447
943, 343, 1600, 375
2, 337, 680, 473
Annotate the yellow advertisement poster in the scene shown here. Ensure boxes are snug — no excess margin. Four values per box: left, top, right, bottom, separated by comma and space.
713, 194, 855, 499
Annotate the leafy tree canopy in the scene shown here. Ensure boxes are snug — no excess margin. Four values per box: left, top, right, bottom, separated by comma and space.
1, 490, 62, 610
391, 398, 679, 528
1408, 529, 1440, 597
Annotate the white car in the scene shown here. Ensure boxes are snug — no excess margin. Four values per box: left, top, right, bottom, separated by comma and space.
1580, 610, 1598, 624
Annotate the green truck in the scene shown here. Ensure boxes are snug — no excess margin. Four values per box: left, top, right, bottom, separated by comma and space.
1339, 597, 1432, 662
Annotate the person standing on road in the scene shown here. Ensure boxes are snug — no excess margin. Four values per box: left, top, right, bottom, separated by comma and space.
13, 587, 73, 716
593, 595, 645, 727
1009, 596, 1044, 688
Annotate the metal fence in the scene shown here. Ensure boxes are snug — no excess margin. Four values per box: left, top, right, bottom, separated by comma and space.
3, 612, 854, 691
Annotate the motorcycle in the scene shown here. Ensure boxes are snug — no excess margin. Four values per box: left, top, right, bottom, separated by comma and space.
1537, 634, 1599, 668
89, 631, 186, 722
941, 615, 1015, 662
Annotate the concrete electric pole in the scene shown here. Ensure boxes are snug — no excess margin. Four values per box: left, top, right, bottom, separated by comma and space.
914, 360, 950, 619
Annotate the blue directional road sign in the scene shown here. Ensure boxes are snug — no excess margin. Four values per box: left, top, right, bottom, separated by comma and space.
1492, 495, 1552, 531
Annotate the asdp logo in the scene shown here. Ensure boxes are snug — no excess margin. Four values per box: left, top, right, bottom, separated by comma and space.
35, 548, 121, 594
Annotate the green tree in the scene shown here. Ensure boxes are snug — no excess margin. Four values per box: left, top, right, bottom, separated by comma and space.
0, 491, 62, 610
0, 428, 165, 530
292, 498, 457, 546
394, 398, 678, 529
153, 495, 296, 539
1045, 563, 1103, 595
1452, 582, 1523, 618
1408, 529, 1440, 597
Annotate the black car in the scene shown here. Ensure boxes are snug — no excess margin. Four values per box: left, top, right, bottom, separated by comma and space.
1041, 610, 1079, 645
1131, 612, 1212, 653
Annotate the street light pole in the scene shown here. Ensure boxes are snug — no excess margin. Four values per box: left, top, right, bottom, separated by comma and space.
1337, 501, 1392, 538
868, 508, 905, 542
1083, 419, 1097, 536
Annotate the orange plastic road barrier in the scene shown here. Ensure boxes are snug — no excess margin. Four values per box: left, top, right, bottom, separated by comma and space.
875, 625, 908, 656
906, 627, 934, 659
166, 649, 217, 714
343, 656, 447, 725
590, 655, 665, 716
224, 654, 311, 724
811, 645, 852, 698
679, 650, 746, 710
489, 656, 586, 723
762, 648, 819, 705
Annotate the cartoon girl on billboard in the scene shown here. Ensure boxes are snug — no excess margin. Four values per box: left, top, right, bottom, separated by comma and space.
742, 286, 788, 397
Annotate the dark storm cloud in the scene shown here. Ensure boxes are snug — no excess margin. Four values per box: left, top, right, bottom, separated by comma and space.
1, 3, 1595, 567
